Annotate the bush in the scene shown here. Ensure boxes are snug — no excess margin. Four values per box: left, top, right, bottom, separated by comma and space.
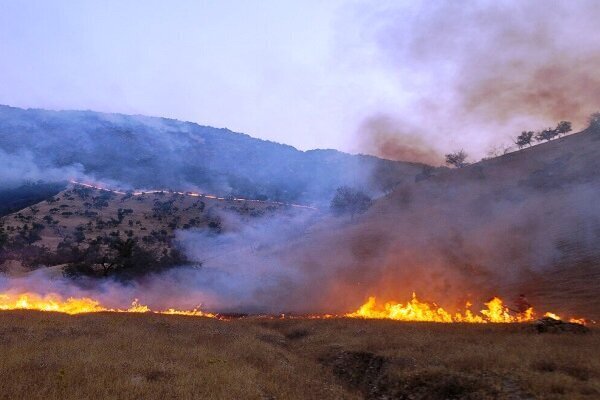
330, 186, 372, 219
445, 150, 469, 168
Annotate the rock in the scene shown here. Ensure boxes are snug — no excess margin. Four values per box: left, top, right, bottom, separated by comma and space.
534, 317, 589, 334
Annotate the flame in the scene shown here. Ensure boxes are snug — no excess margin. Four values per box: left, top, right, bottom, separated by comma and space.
68, 180, 317, 210
346, 293, 573, 324
0, 293, 217, 318
543, 311, 587, 325
0, 291, 588, 324
544, 312, 562, 320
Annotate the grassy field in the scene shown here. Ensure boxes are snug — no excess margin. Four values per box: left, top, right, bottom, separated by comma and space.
0, 312, 597, 399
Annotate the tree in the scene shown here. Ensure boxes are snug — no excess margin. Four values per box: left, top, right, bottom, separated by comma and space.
0, 228, 8, 251
555, 121, 572, 137
589, 112, 600, 131
535, 128, 557, 142
445, 150, 469, 168
515, 131, 534, 148
330, 186, 372, 219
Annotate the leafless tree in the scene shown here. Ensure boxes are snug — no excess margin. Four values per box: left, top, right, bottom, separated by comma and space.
445, 150, 469, 168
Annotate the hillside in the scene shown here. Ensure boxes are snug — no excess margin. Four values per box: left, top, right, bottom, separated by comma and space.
2, 121, 599, 320
213, 128, 600, 319
0, 183, 314, 279
0, 105, 429, 205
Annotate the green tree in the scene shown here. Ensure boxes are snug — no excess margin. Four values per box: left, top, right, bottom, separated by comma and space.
535, 128, 558, 142
589, 112, 600, 131
515, 131, 534, 148
555, 121, 572, 137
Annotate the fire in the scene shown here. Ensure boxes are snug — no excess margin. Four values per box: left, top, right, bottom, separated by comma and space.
1, 291, 588, 324
543, 312, 587, 325
346, 293, 570, 324
544, 312, 562, 320
68, 180, 317, 210
0, 293, 216, 318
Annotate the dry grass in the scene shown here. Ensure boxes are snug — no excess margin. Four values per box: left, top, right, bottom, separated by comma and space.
0, 312, 598, 399
1, 186, 298, 254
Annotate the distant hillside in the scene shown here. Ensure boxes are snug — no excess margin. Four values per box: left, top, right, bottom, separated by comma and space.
0, 181, 66, 217
0, 105, 429, 204
0, 183, 313, 279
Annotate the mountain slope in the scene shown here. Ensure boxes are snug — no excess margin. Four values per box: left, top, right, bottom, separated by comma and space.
0, 183, 314, 278
0, 105, 429, 204
224, 129, 600, 319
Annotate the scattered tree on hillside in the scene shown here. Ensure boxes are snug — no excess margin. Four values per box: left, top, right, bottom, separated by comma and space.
0, 228, 8, 251
515, 131, 535, 148
535, 128, 558, 142
445, 150, 469, 168
62, 237, 189, 280
330, 186, 372, 219
555, 121, 572, 137
589, 112, 600, 131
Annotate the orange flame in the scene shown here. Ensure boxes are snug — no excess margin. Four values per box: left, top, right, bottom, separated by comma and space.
0, 291, 588, 324
69, 180, 317, 210
346, 293, 577, 324
0, 293, 216, 318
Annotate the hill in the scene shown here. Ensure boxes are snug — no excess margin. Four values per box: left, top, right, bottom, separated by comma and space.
0, 105, 429, 205
0, 183, 314, 279
215, 128, 600, 320
0, 181, 66, 217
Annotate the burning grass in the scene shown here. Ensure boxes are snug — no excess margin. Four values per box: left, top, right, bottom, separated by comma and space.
1, 290, 589, 326
0, 312, 598, 399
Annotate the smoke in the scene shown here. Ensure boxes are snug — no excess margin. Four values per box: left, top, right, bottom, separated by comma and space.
0, 105, 424, 204
0, 149, 84, 189
352, 0, 600, 158
2, 162, 599, 317
358, 114, 442, 164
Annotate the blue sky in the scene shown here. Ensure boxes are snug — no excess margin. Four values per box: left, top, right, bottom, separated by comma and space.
1, 1, 598, 162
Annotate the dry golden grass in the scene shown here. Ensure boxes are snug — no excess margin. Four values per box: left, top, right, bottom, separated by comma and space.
0, 312, 598, 399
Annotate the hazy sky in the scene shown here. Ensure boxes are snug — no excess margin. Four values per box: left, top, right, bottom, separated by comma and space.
0, 1, 401, 152
1, 1, 599, 161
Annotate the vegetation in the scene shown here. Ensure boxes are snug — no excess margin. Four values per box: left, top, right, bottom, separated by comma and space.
0, 312, 597, 400
62, 237, 190, 280
0, 185, 305, 276
0, 181, 65, 217
330, 186, 372, 219
589, 112, 600, 131
515, 131, 534, 148
556, 121, 572, 137
535, 127, 558, 142
445, 150, 469, 168
0, 105, 426, 205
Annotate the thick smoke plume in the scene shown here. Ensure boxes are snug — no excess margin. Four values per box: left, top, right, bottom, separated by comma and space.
355, 1, 600, 159
358, 114, 442, 164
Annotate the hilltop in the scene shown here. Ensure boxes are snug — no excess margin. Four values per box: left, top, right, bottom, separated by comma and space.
0, 105, 429, 205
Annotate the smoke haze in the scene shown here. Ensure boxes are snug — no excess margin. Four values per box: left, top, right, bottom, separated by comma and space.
353, 0, 600, 160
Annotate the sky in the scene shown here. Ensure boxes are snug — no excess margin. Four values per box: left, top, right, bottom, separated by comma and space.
1, 1, 599, 162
